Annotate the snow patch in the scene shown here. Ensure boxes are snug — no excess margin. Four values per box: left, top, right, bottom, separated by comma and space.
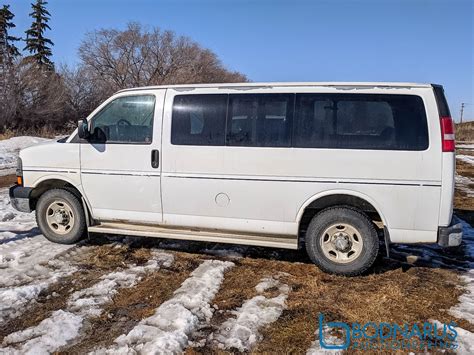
454, 325, 474, 354
306, 326, 344, 355
447, 219, 474, 324
68, 251, 174, 317
1, 251, 172, 353
0, 187, 79, 324
93, 259, 234, 354
2, 310, 83, 355
458, 155, 474, 165
431, 320, 474, 355
0, 136, 49, 176
450, 270, 474, 324
456, 174, 474, 197
214, 275, 290, 351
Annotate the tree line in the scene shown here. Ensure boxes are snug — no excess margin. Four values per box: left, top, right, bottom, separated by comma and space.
0, 1, 247, 134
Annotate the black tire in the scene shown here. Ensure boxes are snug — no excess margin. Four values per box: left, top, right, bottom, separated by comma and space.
35, 189, 86, 244
305, 206, 379, 276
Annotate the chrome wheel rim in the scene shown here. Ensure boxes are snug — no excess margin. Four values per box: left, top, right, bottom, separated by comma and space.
320, 223, 363, 264
45, 200, 75, 235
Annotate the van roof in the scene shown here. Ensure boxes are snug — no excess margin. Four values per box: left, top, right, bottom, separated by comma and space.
117, 82, 433, 93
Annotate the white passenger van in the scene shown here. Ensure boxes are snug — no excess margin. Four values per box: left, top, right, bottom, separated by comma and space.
9, 82, 462, 275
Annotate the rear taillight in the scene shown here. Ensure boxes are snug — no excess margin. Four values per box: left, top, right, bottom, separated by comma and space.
440, 116, 455, 152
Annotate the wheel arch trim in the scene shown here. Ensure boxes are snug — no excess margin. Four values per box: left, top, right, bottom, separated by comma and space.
296, 189, 389, 227
30, 175, 94, 219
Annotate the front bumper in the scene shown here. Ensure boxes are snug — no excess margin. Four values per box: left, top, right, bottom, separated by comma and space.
9, 185, 33, 213
438, 216, 463, 247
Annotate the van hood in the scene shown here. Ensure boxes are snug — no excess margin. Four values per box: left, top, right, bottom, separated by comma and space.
19, 139, 80, 171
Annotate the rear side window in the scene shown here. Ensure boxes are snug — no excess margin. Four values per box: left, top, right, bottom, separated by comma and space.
294, 94, 429, 150
171, 95, 227, 146
227, 94, 293, 147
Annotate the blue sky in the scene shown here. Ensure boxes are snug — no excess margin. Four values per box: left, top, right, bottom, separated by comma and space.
5, 0, 474, 120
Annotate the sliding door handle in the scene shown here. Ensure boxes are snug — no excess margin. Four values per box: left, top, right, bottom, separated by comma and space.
151, 149, 159, 168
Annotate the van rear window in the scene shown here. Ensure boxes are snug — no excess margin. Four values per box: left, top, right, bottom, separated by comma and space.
294, 94, 429, 150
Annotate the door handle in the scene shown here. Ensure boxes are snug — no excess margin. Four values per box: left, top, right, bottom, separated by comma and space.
151, 150, 159, 168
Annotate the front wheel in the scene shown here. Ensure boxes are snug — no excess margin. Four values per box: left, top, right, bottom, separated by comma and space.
305, 207, 379, 276
36, 189, 86, 244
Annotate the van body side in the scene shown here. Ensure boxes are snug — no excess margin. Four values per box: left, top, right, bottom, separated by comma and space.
9, 82, 462, 275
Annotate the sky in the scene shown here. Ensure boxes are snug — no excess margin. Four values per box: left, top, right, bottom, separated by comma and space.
5, 0, 474, 120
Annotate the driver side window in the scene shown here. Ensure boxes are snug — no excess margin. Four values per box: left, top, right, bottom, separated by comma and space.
89, 95, 156, 144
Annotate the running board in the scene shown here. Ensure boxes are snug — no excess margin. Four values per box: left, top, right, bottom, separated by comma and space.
88, 222, 298, 250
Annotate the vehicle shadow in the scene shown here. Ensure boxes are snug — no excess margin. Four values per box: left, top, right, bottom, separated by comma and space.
86, 210, 474, 275
0, 227, 41, 245
387, 209, 474, 272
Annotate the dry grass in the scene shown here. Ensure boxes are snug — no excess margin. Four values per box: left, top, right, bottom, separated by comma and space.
0, 129, 16, 140
0, 127, 65, 140
0, 174, 16, 189
0, 243, 155, 344
59, 251, 205, 353
181, 256, 466, 354
455, 150, 474, 211
456, 122, 474, 142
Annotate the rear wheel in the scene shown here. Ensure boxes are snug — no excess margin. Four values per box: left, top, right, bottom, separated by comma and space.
36, 189, 86, 244
305, 207, 379, 276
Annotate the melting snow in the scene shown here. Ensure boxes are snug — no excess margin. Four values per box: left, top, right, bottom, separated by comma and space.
1, 251, 173, 354
68, 251, 173, 317
306, 326, 344, 355
454, 325, 474, 354
2, 310, 83, 355
431, 320, 474, 355
448, 219, 474, 324
0, 136, 49, 176
0, 187, 78, 324
456, 174, 474, 197
93, 260, 234, 354
214, 275, 290, 351
458, 155, 474, 165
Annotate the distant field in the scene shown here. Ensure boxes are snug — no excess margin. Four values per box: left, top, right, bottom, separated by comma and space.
457, 122, 474, 142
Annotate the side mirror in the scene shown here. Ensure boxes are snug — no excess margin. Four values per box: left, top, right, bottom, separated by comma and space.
78, 119, 90, 139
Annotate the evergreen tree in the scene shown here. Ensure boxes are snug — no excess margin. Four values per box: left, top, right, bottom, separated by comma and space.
0, 4, 20, 65
24, 0, 54, 70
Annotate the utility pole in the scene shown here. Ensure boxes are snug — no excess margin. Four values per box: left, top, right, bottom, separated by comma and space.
460, 103, 465, 123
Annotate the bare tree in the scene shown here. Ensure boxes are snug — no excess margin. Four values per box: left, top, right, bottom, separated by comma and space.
78, 23, 247, 93
2, 22, 248, 134
14, 61, 68, 129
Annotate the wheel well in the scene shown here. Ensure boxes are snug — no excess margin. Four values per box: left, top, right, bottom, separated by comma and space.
30, 179, 83, 210
298, 194, 384, 246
